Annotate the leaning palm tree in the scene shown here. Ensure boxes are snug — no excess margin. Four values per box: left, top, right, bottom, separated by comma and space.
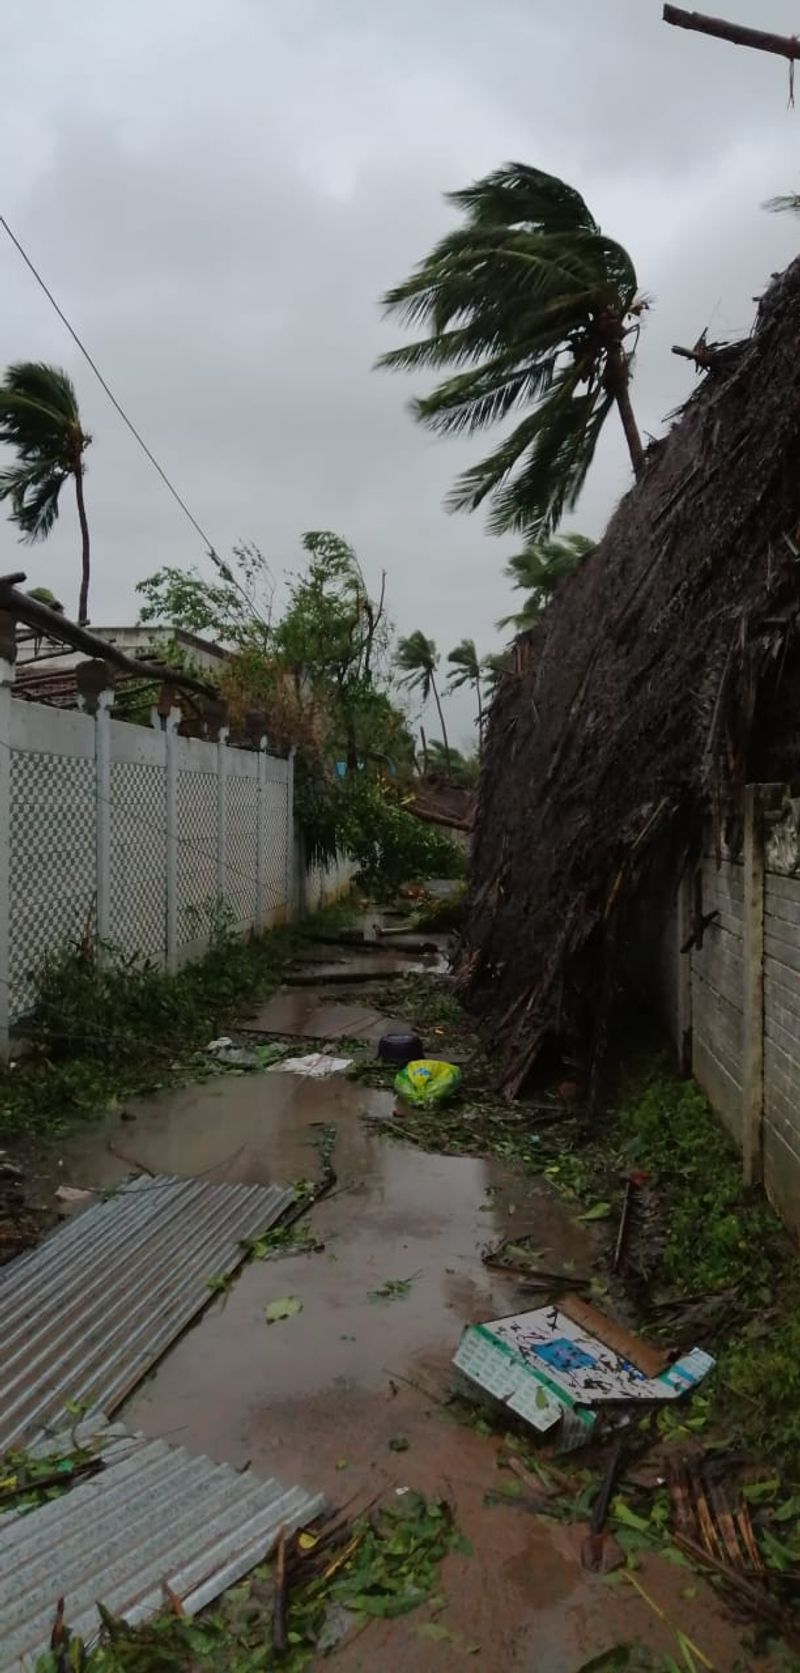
447, 637, 485, 741
0, 363, 92, 622
396, 630, 451, 774
481, 650, 512, 705
498, 531, 594, 630
378, 165, 646, 538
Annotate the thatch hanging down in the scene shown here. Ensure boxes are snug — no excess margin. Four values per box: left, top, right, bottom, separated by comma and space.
459, 256, 800, 1097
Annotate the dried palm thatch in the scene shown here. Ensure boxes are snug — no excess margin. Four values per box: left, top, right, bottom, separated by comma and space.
460, 257, 800, 1097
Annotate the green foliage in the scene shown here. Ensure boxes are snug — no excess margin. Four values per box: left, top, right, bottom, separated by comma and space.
378, 162, 643, 536
424, 740, 479, 784
138, 532, 413, 773
413, 883, 467, 931
613, 1071, 783, 1300
36, 1492, 465, 1671
396, 630, 452, 767
0, 360, 92, 619
295, 773, 464, 888
395, 630, 439, 702
0, 898, 356, 1142
0, 1442, 94, 1516
342, 779, 465, 890
498, 531, 594, 630
446, 638, 480, 690
0, 362, 89, 540
721, 1309, 800, 1471
481, 650, 512, 694
137, 541, 273, 646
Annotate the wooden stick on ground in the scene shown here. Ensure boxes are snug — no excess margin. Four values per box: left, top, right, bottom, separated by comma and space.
272, 1529, 289, 1653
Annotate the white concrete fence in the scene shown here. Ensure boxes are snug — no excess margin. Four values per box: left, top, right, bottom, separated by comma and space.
0, 658, 350, 1053
649, 785, 800, 1233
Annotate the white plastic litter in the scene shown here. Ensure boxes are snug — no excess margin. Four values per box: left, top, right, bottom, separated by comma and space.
270, 1052, 353, 1078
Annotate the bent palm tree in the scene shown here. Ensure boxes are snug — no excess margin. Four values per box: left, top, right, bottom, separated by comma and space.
0, 363, 92, 622
499, 531, 594, 630
378, 164, 645, 538
396, 630, 451, 774
481, 650, 511, 700
447, 637, 485, 741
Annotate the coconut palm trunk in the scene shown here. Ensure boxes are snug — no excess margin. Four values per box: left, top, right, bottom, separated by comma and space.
606, 342, 645, 479
74, 457, 91, 624
430, 672, 451, 775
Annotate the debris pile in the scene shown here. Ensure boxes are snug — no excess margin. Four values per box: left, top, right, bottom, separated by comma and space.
460, 256, 800, 1093
454, 1294, 713, 1450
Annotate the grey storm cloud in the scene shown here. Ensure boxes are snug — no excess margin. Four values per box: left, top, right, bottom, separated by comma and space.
2, 0, 800, 743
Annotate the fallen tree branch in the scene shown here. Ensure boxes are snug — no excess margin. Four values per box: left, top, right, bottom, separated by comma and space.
663, 6, 800, 61
0, 579, 217, 698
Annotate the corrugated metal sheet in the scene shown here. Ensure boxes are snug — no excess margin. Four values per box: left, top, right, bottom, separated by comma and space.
0, 1174, 294, 1451
0, 1420, 325, 1670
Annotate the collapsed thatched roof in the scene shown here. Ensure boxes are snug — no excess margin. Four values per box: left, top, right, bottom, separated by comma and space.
461, 256, 800, 1096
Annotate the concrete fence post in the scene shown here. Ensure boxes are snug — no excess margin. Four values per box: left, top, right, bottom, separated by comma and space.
285, 747, 296, 919
284, 752, 296, 923
742, 784, 765, 1186
256, 735, 268, 930
217, 726, 229, 909
165, 708, 181, 971
94, 689, 112, 954
0, 629, 16, 1060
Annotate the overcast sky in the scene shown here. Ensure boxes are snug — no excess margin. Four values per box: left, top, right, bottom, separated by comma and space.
3, 0, 800, 745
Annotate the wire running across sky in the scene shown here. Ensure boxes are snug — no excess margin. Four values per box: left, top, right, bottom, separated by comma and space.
0, 213, 268, 622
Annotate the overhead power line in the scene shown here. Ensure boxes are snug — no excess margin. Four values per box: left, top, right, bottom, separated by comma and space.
0, 213, 246, 593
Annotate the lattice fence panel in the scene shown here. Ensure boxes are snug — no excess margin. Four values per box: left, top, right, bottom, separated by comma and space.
262, 770, 289, 915
109, 761, 167, 962
10, 751, 95, 1018
226, 772, 259, 927
177, 770, 219, 948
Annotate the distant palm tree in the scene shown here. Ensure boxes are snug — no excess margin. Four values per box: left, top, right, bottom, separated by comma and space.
498, 532, 594, 630
425, 738, 479, 786
447, 637, 485, 741
0, 363, 92, 622
482, 650, 512, 699
396, 630, 451, 774
378, 164, 646, 539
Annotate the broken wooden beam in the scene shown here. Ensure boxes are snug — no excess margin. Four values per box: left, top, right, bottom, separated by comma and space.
663, 6, 800, 62
0, 578, 217, 699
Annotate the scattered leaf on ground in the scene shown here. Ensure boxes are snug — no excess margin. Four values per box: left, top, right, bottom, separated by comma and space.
368, 1272, 421, 1303
265, 1296, 302, 1324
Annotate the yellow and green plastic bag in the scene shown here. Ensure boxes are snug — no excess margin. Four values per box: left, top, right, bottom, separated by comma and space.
394, 1058, 461, 1108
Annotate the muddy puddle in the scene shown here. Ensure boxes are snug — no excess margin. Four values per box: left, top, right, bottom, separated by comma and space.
41, 1060, 751, 1670
26, 920, 758, 1670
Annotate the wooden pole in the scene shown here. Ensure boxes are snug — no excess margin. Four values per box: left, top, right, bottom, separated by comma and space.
663, 6, 800, 62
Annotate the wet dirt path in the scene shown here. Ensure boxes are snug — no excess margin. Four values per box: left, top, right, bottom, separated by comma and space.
46, 963, 754, 1670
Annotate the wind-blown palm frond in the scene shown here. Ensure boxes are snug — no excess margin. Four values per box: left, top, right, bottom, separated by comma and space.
765, 192, 800, 215
378, 163, 644, 539
497, 532, 594, 629
446, 637, 481, 692
396, 630, 438, 701
0, 362, 92, 620
396, 630, 452, 771
482, 650, 512, 695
